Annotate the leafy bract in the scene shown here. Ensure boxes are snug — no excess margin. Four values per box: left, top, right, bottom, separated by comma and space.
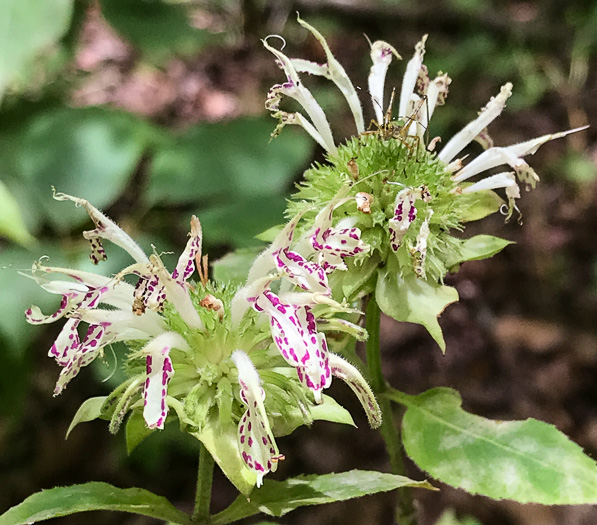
375, 268, 458, 351
212, 470, 435, 524
391, 387, 597, 504
191, 411, 258, 496
456, 189, 504, 222
66, 396, 107, 439
446, 235, 513, 268
0, 482, 193, 525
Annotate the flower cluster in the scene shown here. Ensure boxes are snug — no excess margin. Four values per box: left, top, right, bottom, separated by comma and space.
264, 17, 583, 347
26, 192, 380, 490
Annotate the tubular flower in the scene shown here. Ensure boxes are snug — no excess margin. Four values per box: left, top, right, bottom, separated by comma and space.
266, 19, 585, 348
27, 194, 380, 491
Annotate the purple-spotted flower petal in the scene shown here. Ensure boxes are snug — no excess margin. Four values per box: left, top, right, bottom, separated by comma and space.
232, 350, 282, 487
389, 188, 418, 251
141, 332, 190, 430
171, 215, 202, 283
253, 290, 331, 403
310, 200, 368, 272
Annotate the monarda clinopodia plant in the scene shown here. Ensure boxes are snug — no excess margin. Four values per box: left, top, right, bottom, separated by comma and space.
4, 17, 597, 525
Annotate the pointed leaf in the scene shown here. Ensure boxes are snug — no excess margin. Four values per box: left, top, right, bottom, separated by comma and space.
0, 482, 193, 525
212, 470, 435, 523
457, 189, 504, 222
447, 235, 513, 267
66, 396, 108, 439
375, 269, 458, 351
391, 387, 597, 504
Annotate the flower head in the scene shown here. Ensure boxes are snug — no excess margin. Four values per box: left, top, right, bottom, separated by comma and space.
265, 19, 585, 348
27, 192, 380, 492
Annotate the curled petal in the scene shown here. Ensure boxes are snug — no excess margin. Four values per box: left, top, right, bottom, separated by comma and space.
439, 83, 513, 164
399, 35, 427, 120
52, 191, 149, 264
232, 350, 282, 487
53, 323, 109, 396
426, 73, 451, 121
274, 248, 330, 294
263, 37, 336, 154
172, 215, 202, 283
329, 353, 381, 428
141, 332, 189, 429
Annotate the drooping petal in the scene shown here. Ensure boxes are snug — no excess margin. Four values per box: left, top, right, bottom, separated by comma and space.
232, 350, 282, 488
254, 291, 331, 403
328, 353, 381, 428
399, 35, 427, 121
141, 332, 189, 429
52, 191, 149, 264
458, 172, 521, 222
388, 188, 418, 251
172, 215, 202, 284
452, 126, 587, 185
53, 323, 110, 396
297, 16, 364, 134
274, 248, 330, 294
438, 83, 513, 164
263, 37, 336, 154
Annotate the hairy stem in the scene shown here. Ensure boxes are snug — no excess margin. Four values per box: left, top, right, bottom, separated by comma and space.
192, 442, 215, 522
365, 296, 417, 525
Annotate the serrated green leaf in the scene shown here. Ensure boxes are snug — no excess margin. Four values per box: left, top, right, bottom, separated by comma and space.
0, 181, 35, 245
446, 235, 513, 268
392, 387, 597, 504
100, 0, 214, 64
0, 482, 193, 525
212, 470, 435, 523
375, 268, 458, 351
456, 189, 504, 222
125, 410, 154, 455
0, 0, 73, 96
66, 396, 107, 439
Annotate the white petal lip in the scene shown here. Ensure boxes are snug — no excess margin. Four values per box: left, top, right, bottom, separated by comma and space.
452, 126, 589, 182
399, 35, 427, 121
439, 83, 513, 164
297, 16, 365, 134
232, 350, 280, 487
369, 40, 401, 124
172, 215, 202, 283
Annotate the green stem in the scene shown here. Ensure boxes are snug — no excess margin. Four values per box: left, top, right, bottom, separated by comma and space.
192, 442, 215, 522
365, 296, 416, 525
